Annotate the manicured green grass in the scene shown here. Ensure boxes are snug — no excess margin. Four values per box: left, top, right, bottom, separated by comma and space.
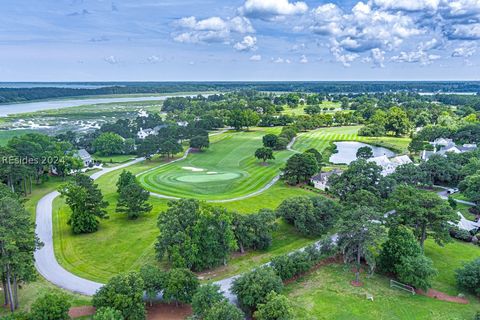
0, 277, 90, 316
93, 153, 136, 165
286, 239, 480, 320
52, 133, 321, 282
293, 126, 410, 156
137, 128, 294, 200
281, 101, 341, 116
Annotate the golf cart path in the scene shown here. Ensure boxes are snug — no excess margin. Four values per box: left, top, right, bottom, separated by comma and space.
34, 132, 304, 298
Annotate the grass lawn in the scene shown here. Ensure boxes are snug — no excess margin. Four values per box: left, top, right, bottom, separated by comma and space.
0, 277, 90, 316
52, 131, 321, 282
137, 128, 295, 200
93, 153, 136, 165
0, 129, 37, 146
293, 126, 411, 156
281, 101, 341, 116
286, 239, 480, 320
53, 176, 319, 283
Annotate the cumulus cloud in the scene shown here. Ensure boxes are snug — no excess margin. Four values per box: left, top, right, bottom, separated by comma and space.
104, 55, 119, 64
446, 23, 480, 40
146, 55, 162, 63
173, 16, 254, 45
300, 55, 308, 63
272, 57, 291, 63
452, 44, 476, 57
391, 49, 441, 65
311, 2, 423, 55
372, 0, 440, 12
250, 54, 262, 61
239, 0, 308, 20
234, 35, 257, 51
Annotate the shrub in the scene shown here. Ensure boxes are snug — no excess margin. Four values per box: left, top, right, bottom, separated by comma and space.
232, 267, 283, 312
450, 227, 474, 242
93, 307, 124, 320
396, 255, 437, 291
456, 258, 480, 296
30, 291, 71, 320
271, 251, 313, 281
192, 284, 225, 318
253, 291, 293, 320
92, 272, 145, 320
204, 301, 244, 320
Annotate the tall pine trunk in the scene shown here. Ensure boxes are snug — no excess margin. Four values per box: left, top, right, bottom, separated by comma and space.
5, 266, 15, 312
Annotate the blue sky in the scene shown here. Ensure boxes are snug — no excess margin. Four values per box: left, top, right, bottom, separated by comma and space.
1, 0, 479, 81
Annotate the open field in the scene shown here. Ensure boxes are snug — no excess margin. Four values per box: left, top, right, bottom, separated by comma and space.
93, 153, 136, 165
137, 128, 294, 200
286, 240, 480, 320
281, 101, 342, 116
293, 126, 411, 155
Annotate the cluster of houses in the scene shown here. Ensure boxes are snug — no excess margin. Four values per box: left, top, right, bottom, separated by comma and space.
421, 138, 477, 161
311, 137, 478, 191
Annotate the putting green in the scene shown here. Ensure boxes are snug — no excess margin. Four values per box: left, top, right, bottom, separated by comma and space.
176, 172, 242, 183
137, 128, 293, 200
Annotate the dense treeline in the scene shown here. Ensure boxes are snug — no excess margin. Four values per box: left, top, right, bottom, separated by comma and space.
2, 82, 480, 104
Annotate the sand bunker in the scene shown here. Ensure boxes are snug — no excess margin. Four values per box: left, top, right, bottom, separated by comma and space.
182, 166, 205, 172
206, 171, 218, 174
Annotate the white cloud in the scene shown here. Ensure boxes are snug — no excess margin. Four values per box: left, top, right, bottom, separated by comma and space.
250, 54, 262, 61
300, 55, 308, 63
452, 45, 476, 57
272, 57, 291, 63
239, 0, 308, 20
173, 16, 255, 45
391, 49, 441, 65
104, 55, 119, 64
311, 2, 423, 54
234, 35, 257, 51
370, 48, 385, 67
146, 55, 162, 63
447, 23, 480, 40
372, 0, 440, 12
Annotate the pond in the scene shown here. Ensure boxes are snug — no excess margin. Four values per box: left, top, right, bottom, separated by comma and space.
329, 141, 396, 164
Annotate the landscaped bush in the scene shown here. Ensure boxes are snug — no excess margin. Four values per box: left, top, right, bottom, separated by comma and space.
30, 291, 71, 320
93, 307, 124, 320
456, 258, 480, 296
450, 227, 474, 242
92, 272, 145, 320
253, 291, 293, 320
271, 251, 313, 281
204, 301, 244, 320
231, 267, 283, 313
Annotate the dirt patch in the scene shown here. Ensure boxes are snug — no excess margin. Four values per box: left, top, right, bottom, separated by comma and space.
350, 280, 364, 287
147, 303, 193, 320
415, 288, 469, 304
69, 306, 96, 318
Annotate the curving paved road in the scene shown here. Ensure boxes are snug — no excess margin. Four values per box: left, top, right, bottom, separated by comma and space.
34, 131, 308, 299
34, 158, 144, 296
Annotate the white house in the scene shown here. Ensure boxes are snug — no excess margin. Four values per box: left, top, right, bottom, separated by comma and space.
311, 169, 343, 190
368, 155, 413, 176
137, 128, 155, 140
75, 149, 93, 167
422, 137, 478, 161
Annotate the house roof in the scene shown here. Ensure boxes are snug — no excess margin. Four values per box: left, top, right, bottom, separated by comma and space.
390, 155, 412, 165
311, 169, 343, 181
76, 149, 92, 160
